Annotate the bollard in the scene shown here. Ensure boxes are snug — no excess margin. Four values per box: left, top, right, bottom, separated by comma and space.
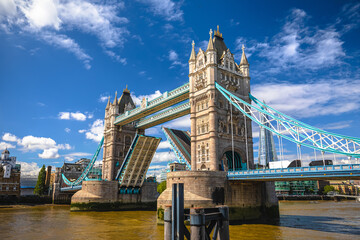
172, 184, 177, 240
217, 206, 229, 240
190, 208, 206, 240
164, 205, 172, 240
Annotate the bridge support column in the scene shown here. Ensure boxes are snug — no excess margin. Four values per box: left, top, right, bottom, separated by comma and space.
157, 171, 279, 224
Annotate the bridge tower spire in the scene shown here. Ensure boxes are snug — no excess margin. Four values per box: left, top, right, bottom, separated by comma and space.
102, 88, 139, 180
189, 26, 254, 171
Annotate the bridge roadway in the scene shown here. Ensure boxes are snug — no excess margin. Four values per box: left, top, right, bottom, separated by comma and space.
227, 164, 360, 181
61, 164, 360, 191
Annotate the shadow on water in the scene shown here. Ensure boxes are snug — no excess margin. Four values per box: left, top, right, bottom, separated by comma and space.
278, 215, 360, 236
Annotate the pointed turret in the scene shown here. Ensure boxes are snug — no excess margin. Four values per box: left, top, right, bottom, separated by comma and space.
189, 41, 196, 62
206, 29, 214, 51
105, 96, 110, 110
113, 91, 118, 105
240, 44, 249, 66
239, 44, 250, 77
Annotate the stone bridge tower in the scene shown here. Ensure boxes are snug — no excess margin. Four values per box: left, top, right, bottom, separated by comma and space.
158, 27, 278, 223
102, 87, 143, 180
189, 26, 254, 172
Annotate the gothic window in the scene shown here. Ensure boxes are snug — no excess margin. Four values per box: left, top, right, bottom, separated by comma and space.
219, 100, 223, 108
230, 62, 233, 70
201, 146, 205, 162
206, 149, 209, 161
197, 151, 201, 162
125, 136, 131, 145
220, 73, 224, 79
225, 60, 228, 68
202, 102, 204, 110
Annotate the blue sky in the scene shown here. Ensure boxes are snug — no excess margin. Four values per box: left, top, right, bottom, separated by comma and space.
0, 0, 359, 177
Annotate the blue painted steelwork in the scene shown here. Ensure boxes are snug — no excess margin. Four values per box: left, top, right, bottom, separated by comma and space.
115, 134, 139, 181
61, 185, 83, 191
62, 136, 104, 186
119, 187, 140, 194
162, 127, 191, 170
215, 82, 360, 158
114, 83, 189, 125
227, 164, 360, 181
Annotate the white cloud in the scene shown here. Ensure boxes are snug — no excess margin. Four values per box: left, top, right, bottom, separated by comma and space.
236, 8, 348, 74
38, 148, 60, 159
158, 141, 171, 149
40, 32, 92, 69
0, 0, 129, 68
168, 49, 186, 68
137, 0, 183, 21
132, 90, 162, 106
2, 132, 19, 142
169, 50, 178, 61
79, 119, 104, 142
165, 115, 190, 129
99, 94, 110, 103
23, 0, 61, 30
252, 79, 360, 118
4, 133, 72, 159
58, 111, 91, 121
318, 120, 353, 130
152, 151, 176, 163
70, 112, 86, 121
59, 112, 70, 119
0, 142, 16, 150
63, 152, 92, 162
18, 161, 41, 177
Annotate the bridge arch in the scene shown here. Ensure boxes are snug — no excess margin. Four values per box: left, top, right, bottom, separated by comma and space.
220, 147, 247, 171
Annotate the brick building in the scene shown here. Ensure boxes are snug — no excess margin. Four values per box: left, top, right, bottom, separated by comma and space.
0, 149, 21, 197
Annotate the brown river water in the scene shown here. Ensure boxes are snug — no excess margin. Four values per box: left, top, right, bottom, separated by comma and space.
0, 201, 359, 240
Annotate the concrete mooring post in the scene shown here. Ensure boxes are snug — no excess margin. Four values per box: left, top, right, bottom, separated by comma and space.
164, 206, 172, 240
190, 208, 206, 240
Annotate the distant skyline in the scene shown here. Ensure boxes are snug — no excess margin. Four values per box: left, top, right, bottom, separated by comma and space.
0, 0, 359, 177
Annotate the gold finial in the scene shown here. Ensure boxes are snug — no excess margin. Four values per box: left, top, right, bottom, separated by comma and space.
214, 25, 222, 38
242, 44, 245, 52
123, 85, 130, 93
209, 29, 213, 38
192, 40, 195, 48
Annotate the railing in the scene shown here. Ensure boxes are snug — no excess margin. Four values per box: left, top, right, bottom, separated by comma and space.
136, 101, 190, 128
115, 83, 189, 125
227, 164, 360, 180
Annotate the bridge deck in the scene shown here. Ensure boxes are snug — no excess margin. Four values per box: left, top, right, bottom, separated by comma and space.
227, 164, 360, 181
118, 135, 161, 188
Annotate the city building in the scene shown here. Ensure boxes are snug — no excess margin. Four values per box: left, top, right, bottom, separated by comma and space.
0, 149, 21, 197
275, 181, 319, 196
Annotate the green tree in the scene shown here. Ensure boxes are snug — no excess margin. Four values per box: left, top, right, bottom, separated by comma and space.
157, 181, 167, 194
323, 185, 335, 195
34, 165, 46, 195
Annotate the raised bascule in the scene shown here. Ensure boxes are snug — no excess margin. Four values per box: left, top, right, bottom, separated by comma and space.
64, 26, 360, 222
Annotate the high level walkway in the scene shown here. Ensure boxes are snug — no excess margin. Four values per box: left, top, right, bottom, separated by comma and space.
114, 83, 189, 127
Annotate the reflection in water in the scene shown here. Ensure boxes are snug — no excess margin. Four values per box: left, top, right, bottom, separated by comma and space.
0, 201, 359, 240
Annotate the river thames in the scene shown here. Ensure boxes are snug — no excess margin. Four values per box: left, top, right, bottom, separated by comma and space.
0, 201, 359, 240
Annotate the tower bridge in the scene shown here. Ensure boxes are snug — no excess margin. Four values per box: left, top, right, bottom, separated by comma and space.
62, 26, 360, 222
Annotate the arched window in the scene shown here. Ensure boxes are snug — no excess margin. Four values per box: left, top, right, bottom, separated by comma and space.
224, 151, 246, 171
125, 136, 132, 145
